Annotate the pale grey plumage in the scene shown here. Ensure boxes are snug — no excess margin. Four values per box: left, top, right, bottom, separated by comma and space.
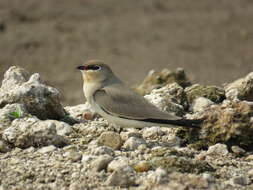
77, 60, 202, 128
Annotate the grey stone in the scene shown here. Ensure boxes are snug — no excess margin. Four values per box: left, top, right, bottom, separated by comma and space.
90, 155, 113, 172
106, 166, 136, 187
91, 146, 115, 157
2, 117, 68, 148
192, 97, 214, 113
107, 156, 130, 172
97, 131, 122, 150
123, 137, 147, 150
0, 140, 10, 153
37, 145, 56, 153
0, 66, 65, 120
231, 146, 246, 155
206, 144, 229, 156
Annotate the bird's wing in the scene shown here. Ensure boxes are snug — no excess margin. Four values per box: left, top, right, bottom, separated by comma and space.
93, 83, 180, 121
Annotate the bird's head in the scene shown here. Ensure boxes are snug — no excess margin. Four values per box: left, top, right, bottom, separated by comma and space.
77, 60, 114, 84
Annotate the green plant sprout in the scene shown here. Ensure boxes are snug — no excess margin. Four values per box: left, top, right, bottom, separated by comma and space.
8, 106, 23, 119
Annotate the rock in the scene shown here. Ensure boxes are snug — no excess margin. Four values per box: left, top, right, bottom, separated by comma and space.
200, 101, 253, 150
0, 104, 27, 130
123, 137, 147, 150
0, 140, 11, 153
143, 126, 165, 139
106, 166, 136, 187
37, 145, 56, 153
44, 120, 72, 136
91, 146, 115, 157
120, 131, 142, 141
107, 156, 130, 172
151, 155, 214, 173
225, 72, 253, 101
231, 146, 245, 156
192, 97, 214, 113
185, 84, 225, 103
2, 117, 68, 148
144, 83, 186, 116
90, 155, 113, 172
133, 161, 151, 172
64, 103, 94, 122
206, 144, 229, 156
145, 168, 168, 185
97, 132, 122, 150
0, 66, 65, 120
135, 68, 191, 95
231, 176, 250, 186
64, 151, 82, 162
81, 155, 97, 165
247, 169, 253, 177
202, 173, 215, 183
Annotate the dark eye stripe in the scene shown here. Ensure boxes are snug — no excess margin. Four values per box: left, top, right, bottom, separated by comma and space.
87, 65, 100, 70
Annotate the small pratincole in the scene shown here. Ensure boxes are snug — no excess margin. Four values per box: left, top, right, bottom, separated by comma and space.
77, 60, 202, 129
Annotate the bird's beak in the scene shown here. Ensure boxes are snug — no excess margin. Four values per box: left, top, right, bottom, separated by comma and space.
76, 65, 87, 70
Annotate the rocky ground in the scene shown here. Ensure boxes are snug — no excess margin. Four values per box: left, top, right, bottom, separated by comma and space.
0, 66, 253, 190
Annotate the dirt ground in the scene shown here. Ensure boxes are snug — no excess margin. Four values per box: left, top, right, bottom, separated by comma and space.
0, 0, 253, 105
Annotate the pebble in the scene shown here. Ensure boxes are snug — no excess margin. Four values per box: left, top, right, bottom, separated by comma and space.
206, 143, 229, 156
142, 127, 165, 139
106, 166, 136, 187
231, 146, 245, 155
133, 161, 151, 172
107, 156, 130, 172
232, 176, 250, 186
91, 146, 115, 156
0, 140, 10, 153
64, 151, 82, 162
37, 145, 56, 153
192, 97, 214, 112
90, 155, 113, 172
123, 137, 147, 150
97, 131, 122, 150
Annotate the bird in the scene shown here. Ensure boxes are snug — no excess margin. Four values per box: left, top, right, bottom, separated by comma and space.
77, 60, 202, 129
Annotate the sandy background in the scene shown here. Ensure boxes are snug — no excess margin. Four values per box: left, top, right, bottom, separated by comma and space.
0, 0, 253, 105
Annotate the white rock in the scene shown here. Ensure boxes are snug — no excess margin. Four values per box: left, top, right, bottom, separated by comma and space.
2, 117, 68, 148
0, 66, 65, 120
231, 146, 245, 155
123, 137, 147, 150
107, 156, 130, 172
64, 103, 94, 120
90, 155, 113, 172
144, 83, 185, 116
206, 144, 229, 156
91, 146, 115, 156
225, 72, 253, 101
37, 145, 56, 153
81, 155, 97, 165
145, 168, 167, 185
44, 120, 72, 136
106, 166, 136, 187
143, 127, 165, 138
192, 97, 214, 113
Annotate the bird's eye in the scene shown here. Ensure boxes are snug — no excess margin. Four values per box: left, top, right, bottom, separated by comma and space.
87, 65, 101, 71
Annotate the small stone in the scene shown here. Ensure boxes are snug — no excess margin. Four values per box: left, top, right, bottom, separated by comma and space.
123, 137, 147, 150
120, 131, 142, 141
145, 168, 168, 185
0, 140, 10, 153
202, 173, 215, 183
91, 146, 115, 156
97, 132, 122, 150
206, 144, 229, 156
90, 155, 113, 172
192, 97, 214, 112
106, 166, 136, 187
231, 146, 245, 155
245, 154, 253, 161
247, 169, 253, 177
143, 127, 165, 139
232, 176, 250, 186
107, 156, 130, 172
133, 161, 151, 172
37, 145, 56, 153
64, 151, 82, 162
44, 120, 72, 136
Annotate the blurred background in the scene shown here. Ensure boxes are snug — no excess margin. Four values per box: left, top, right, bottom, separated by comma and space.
0, 0, 253, 105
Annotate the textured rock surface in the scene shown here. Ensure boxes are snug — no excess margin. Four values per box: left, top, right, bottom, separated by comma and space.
1, 67, 253, 190
0, 66, 65, 120
135, 68, 191, 95
2, 117, 68, 148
